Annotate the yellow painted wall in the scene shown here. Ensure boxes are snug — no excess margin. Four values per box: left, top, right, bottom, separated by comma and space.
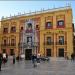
0, 7, 73, 58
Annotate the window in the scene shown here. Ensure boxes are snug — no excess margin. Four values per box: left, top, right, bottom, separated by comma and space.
36, 25, 39, 30
11, 39, 16, 46
11, 27, 16, 32
27, 37, 32, 43
45, 22, 52, 29
59, 36, 64, 45
3, 49, 6, 53
4, 40, 7, 46
27, 23, 32, 29
20, 27, 23, 31
3, 28, 8, 33
26, 23, 33, 33
10, 49, 14, 55
47, 37, 51, 45
57, 20, 64, 27
74, 36, 75, 40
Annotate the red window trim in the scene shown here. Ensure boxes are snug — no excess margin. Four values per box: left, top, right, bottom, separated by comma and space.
45, 16, 53, 29
56, 15, 65, 28
57, 20, 65, 28
57, 25, 65, 28
45, 22, 53, 29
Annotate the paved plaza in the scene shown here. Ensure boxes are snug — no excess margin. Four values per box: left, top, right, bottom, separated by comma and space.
0, 57, 75, 75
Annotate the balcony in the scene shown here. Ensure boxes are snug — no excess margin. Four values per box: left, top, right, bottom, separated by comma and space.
44, 42, 54, 46
1, 44, 9, 47
31, 42, 39, 47
18, 42, 39, 48
1, 43, 16, 47
3, 31, 8, 34
10, 30, 16, 33
56, 41, 67, 45
11, 43, 16, 46
43, 41, 67, 46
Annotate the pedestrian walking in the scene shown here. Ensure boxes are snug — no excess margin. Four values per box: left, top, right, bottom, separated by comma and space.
32, 54, 37, 68
71, 53, 75, 61
6, 54, 8, 62
2, 53, 7, 64
0, 53, 3, 71
37, 53, 41, 63
13, 54, 15, 64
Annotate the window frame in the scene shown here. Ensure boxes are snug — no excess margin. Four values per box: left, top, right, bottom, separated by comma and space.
3, 28, 8, 33
11, 39, 16, 46
27, 36, 32, 43
36, 25, 39, 30
47, 37, 52, 45
45, 22, 53, 29
11, 26, 16, 33
59, 36, 64, 45
27, 23, 32, 29
57, 20, 64, 28
4, 40, 7, 46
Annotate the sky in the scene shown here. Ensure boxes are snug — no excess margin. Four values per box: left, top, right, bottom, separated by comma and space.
0, 1, 75, 24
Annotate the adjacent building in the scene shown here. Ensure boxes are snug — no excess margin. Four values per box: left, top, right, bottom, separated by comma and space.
0, 6, 74, 59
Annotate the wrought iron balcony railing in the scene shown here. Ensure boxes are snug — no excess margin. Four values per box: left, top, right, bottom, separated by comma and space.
56, 41, 67, 45
3, 31, 8, 34
1, 43, 16, 47
11, 43, 16, 46
43, 41, 67, 46
43, 42, 54, 45
1, 44, 9, 46
18, 42, 39, 48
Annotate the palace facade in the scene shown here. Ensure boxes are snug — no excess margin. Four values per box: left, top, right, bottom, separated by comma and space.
0, 6, 74, 59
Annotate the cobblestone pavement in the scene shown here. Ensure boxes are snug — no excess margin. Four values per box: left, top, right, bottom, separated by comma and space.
0, 57, 75, 75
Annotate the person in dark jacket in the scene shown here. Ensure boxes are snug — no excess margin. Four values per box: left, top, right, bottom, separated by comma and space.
71, 53, 75, 61
32, 54, 37, 67
13, 54, 15, 64
0, 53, 3, 71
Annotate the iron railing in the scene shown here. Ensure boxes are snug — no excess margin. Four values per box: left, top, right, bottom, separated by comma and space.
1, 43, 16, 46
18, 42, 39, 48
43, 41, 67, 45
56, 41, 67, 45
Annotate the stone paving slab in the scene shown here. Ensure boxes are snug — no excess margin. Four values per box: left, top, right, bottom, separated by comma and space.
0, 58, 75, 75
